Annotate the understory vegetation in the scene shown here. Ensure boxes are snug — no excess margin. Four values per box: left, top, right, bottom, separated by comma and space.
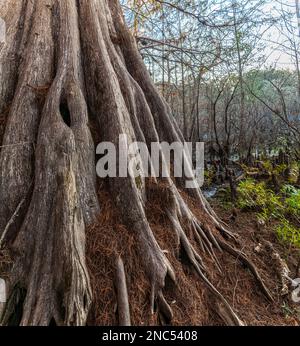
209, 159, 300, 250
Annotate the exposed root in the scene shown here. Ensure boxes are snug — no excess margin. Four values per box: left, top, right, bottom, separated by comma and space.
157, 290, 173, 325
263, 241, 290, 296
165, 194, 244, 325
115, 256, 131, 326
144, 179, 273, 325
217, 239, 273, 302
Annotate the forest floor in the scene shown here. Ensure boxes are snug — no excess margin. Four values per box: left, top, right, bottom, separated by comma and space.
205, 196, 300, 326
1, 178, 300, 326
85, 177, 300, 326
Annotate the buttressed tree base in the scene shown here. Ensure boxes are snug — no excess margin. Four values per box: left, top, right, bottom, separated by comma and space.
0, 0, 272, 326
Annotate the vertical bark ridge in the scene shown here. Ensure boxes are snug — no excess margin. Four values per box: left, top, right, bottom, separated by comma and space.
0, 0, 272, 326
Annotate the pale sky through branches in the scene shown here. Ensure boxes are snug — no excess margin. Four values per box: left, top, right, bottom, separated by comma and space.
122, 0, 299, 71
263, 0, 299, 69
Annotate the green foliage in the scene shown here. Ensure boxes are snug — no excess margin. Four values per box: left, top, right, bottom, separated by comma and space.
280, 184, 300, 219
281, 302, 297, 318
281, 184, 298, 196
237, 179, 283, 219
236, 179, 300, 248
204, 170, 214, 187
261, 160, 273, 173
285, 190, 300, 218
259, 159, 287, 176
245, 69, 298, 105
274, 164, 288, 176
276, 220, 300, 248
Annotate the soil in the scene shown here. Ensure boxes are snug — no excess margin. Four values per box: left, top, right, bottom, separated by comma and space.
206, 198, 300, 326
1, 182, 299, 326
85, 181, 300, 326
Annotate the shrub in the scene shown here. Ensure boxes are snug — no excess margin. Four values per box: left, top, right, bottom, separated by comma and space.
281, 184, 298, 196
236, 172, 300, 249
276, 220, 300, 248
237, 179, 268, 209
204, 170, 214, 187
237, 179, 283, 220
285, 189, 300, 219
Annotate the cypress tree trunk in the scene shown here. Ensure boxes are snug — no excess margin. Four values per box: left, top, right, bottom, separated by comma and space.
0, 0, 271, 326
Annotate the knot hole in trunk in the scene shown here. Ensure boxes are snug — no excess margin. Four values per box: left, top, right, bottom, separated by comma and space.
59, 101, 71, 127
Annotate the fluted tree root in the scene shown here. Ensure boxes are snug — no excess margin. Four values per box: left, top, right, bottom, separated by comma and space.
0, 0, 272, 326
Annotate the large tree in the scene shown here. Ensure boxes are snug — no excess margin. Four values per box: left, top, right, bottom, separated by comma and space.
0, 0, 271, 326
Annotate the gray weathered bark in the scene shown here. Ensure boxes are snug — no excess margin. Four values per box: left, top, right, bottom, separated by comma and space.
0, 0, 271, 326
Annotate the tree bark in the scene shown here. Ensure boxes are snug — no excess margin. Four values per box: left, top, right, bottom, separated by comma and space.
0, 0, 271, 326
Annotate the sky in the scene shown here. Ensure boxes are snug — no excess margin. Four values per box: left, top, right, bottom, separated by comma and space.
1, 0, 299, 70
121, 0, 300, 71
263, 0, 299, 69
